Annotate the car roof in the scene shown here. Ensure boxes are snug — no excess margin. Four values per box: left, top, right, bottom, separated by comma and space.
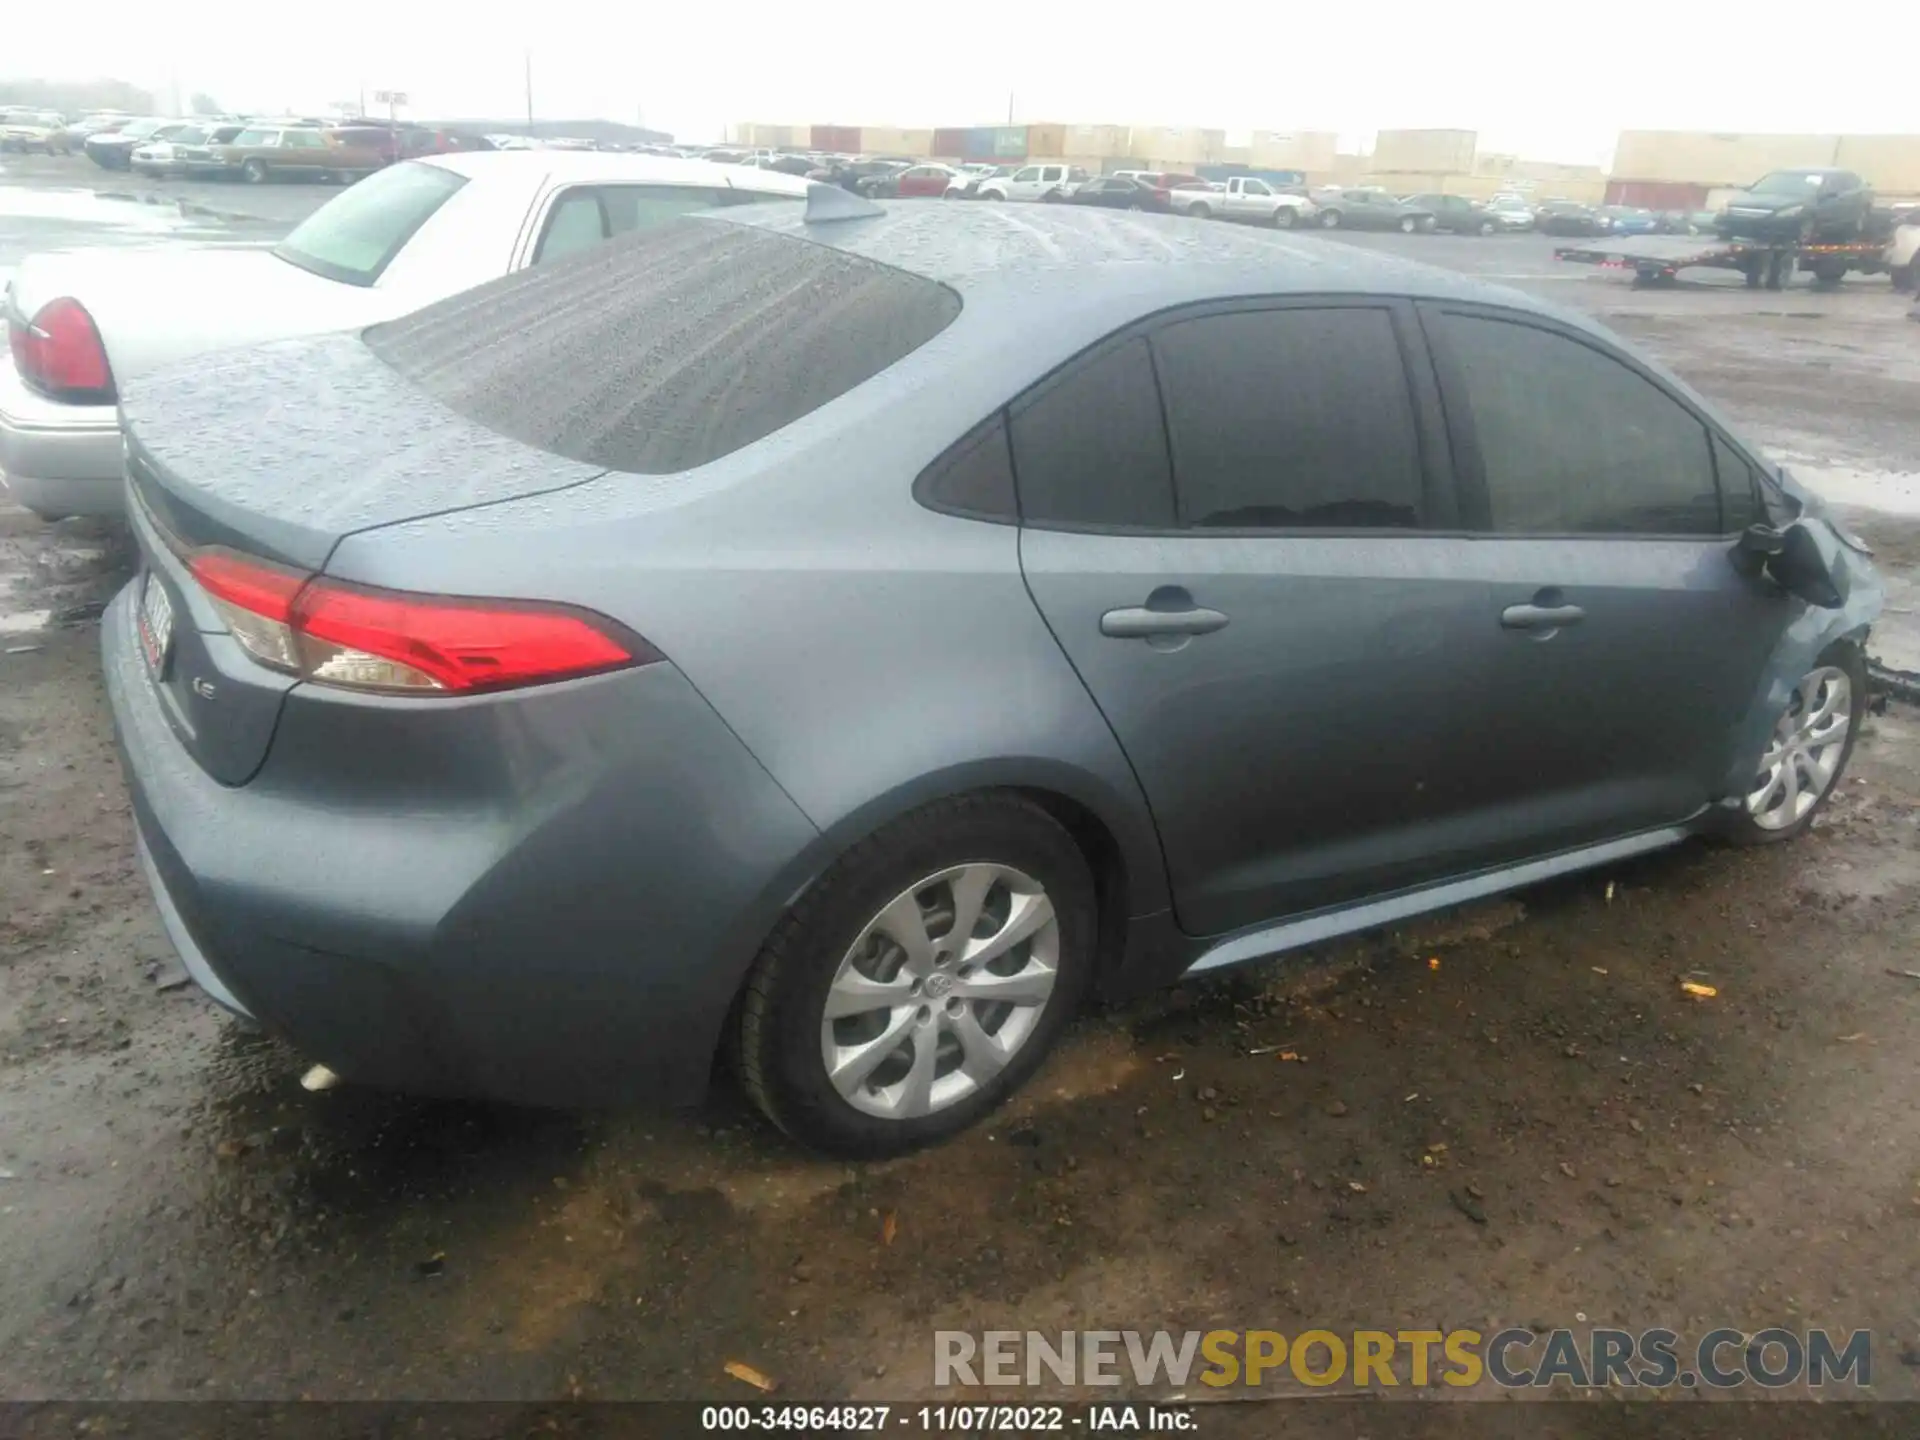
419, 148, 814, 194
712, 199, 1567, 322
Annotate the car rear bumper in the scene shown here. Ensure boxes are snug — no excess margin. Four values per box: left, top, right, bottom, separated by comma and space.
102, 580, 823, 1108
0, 356, 125, 518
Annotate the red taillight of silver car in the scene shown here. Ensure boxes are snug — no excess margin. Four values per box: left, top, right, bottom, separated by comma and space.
9, 296, 117, 403
187, 547, 653, 695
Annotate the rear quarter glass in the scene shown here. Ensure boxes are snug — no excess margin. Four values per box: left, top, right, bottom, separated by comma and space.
362, 218, 961, 475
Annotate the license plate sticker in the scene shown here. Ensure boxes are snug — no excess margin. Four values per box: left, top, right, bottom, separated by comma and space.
138, 573, 175, 675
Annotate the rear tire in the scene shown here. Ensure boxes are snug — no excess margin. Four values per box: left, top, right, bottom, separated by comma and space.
1399, 215, 1419, 234
1318, 208, 1341, 229
1188, 202, 1212, 220
1478, 219, 1496, 236
737, 793, 1097, 1158
241, 158, 268, 184
1895, 261, 1919, 293
1723, 642, 1866, 846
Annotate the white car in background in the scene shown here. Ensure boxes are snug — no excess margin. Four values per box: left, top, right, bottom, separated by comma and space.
0, 152, 812, 519
1887, 208, 1920, 292
976, 162, 1089, 203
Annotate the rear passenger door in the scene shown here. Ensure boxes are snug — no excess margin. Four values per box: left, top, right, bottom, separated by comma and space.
1017, 300, 1505, 937
1418, 302, 1793, 847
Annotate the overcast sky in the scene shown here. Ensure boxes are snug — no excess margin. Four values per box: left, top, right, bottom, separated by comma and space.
10, 0, 1913, 162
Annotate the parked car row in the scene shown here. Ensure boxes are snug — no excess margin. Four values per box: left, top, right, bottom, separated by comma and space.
10, 111, 498, 181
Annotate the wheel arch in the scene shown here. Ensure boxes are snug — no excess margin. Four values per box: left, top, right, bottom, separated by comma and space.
709, 760, 1172, 1082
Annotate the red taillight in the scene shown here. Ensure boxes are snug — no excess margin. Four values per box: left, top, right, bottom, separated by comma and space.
9, 297, 116, 403
186, 547, 648, 694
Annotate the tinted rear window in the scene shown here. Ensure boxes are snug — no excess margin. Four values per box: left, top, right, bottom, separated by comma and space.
363, 219, 961, 475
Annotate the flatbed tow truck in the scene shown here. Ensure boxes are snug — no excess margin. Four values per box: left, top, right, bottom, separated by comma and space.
1552, 234, 1890, 290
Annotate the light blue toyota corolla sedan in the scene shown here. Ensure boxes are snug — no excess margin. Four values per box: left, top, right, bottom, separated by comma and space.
102, 191, 1881, 1155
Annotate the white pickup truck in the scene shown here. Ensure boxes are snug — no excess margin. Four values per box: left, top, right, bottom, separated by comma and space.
1170, 176, 1316, 229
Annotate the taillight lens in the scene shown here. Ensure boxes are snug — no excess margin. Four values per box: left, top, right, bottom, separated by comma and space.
9, 297, 117, 403
187, 547, 649, 695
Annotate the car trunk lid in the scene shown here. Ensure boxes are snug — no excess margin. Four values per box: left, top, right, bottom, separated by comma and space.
121, 330, 609, 783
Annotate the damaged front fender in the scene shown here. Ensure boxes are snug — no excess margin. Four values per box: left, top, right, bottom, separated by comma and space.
1717, 507, 1883, 803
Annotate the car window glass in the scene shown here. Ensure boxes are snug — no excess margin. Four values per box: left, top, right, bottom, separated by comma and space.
1243, 179, 1271, 196
1009, 337, 1174, 529
1153, 307, 1422, 529
272, 160, 468, 286
1439, 314, 1720, 534
366, 219, 962, 475
916, 416, 1018, 521
536, 190, 609, 263
1012, 167, 1038, 182
288, 131, 324, 148
597, 185, 744, 234
1711, 433, 1766, 532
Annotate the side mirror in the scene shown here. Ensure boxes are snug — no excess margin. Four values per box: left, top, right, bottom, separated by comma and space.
1737, 522, 1843, 607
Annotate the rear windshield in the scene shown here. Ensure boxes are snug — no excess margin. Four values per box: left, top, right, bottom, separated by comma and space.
273, 161, 467, 286
363, 218, 961, 475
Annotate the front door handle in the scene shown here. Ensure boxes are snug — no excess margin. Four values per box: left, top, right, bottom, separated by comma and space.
1500, 603, 1586, 630
1100, 605, 1231, 639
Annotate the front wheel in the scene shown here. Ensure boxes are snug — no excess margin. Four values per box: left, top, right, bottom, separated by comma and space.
1271, 206, 1296, 229
1726, 643, 1866, 845
1399, 215, 1420, 234
1478, 219, 1496, 236
1318, 208, 1341, 229
737, 793, 1096, 1157
241, 158, 268, 184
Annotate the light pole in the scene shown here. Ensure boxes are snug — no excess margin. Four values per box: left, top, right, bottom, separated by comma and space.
524, 51, 534, 128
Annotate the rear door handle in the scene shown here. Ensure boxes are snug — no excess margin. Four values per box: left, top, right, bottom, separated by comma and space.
1500, 603, 1586, 630
1100, 605, 1231, 639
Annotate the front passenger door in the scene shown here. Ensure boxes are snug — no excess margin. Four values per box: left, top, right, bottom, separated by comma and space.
1419, 303, 1795, 850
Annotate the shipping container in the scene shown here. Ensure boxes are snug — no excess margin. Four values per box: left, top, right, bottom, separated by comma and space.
1603, 180, 1709, 211
1611, 131, 1840, 187
932, 127, 972, 159
1833, 134, 1920, 193
963, 126, 998, 160
1372, 128, 1478, 175
1130, 126, 1210, 165
990, 125, 1028, 158
1066, 124, 1131, 159
1250, 131, 1339, 172
860, 126, 933, 159
1025, 122, 1066, 158
810, 124, 861, 154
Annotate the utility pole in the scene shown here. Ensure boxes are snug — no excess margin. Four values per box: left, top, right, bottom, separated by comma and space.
1007, 89, 1015, 124
524, 51, 534, 128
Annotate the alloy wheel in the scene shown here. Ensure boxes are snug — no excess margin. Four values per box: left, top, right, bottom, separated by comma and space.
1746, 666, 1852, 830
820, 863, 1060, 1120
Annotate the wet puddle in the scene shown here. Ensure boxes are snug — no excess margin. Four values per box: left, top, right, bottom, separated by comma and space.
1781, 459, 1920, 518
0, 181, 247, 290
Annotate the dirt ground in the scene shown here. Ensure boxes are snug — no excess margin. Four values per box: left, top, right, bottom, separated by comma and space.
1, 208, 1918, 1414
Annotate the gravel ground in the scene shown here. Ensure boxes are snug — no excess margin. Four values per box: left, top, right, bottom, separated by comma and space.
1, 170, 1918, 1416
